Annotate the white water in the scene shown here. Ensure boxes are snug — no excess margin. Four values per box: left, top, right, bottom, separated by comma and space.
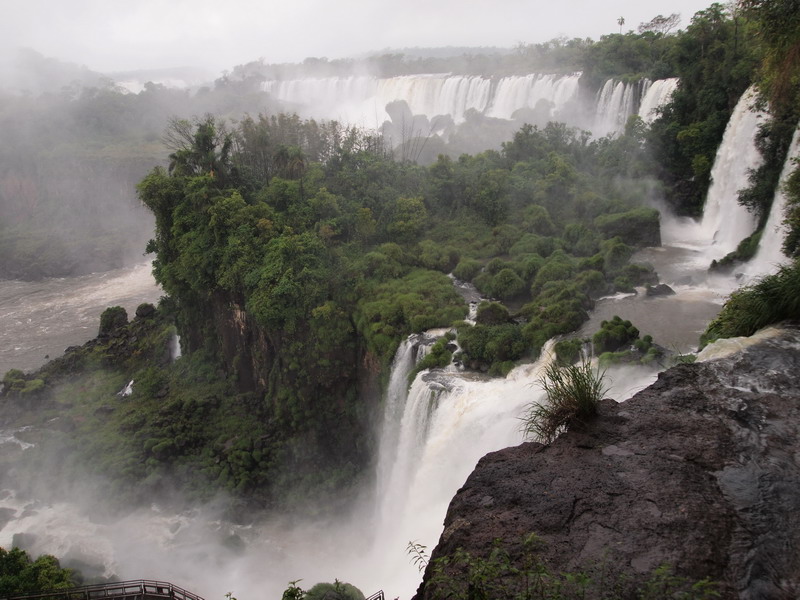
593, 79, 638, 137
263, 74, 675, 136
743, 125, 800, 278
638, 78, 679, 124
0, 262, 161, 376
690, 86, 765, 260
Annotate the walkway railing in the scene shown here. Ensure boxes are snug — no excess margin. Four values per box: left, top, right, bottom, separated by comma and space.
3, 580, 385, 600
2, 580, 204, 600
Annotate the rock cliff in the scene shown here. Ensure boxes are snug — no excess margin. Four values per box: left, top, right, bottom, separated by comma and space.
414, 326, 800, 599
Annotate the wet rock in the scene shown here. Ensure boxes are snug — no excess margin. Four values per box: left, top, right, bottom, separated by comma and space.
646, 283, 676, 296
415, 326, 800, 600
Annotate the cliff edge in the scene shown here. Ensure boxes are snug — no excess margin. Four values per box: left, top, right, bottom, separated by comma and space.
414, 326, 800, 599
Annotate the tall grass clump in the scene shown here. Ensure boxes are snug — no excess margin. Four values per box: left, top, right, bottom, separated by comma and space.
522, 360, 607, 444
701, 261, 800, 347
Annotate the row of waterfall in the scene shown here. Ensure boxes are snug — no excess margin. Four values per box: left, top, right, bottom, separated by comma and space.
262, 74, 679, 136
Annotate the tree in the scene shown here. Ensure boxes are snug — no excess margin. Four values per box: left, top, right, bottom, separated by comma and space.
617, 16, 626, 33
0, 548, 77, 597
386, 196, 428, 242
164, 116, 233, 182
638, 13, 681, 35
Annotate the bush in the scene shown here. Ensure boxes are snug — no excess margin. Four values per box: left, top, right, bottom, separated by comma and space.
475, 301, 510, 325
521, 360, 607, 443
594, 207, 661, 247
491, 268, 526, 300
98, 306, 128, 337
417, 240, 459, 273
452, 258, 482, 281
412, 337, 454, 381
593, 316, 639, 353
458, 323, 528, 370
554, 338, 583, 365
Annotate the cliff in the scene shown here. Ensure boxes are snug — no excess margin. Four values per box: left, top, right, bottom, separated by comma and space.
414, 325, 800, 599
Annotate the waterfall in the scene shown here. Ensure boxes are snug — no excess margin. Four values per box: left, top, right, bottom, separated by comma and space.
370, 339, 557, 598
675, 86, 765, 261
638, 78, 678, 123
744, 125, 800, 277
484, 73, 582, 120
262, 73, 679, 140
375, 335, 419, 500
169, 332, 182, 361
593, 79, 638, 137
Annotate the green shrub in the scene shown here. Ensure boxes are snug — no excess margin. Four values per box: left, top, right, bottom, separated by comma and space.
554, 338, 583, 365
522, 204, 556, 235
601, 237, 634, 275
485, 257, 507, 275
491, 268, 526, 300
531, 251, 575, 294
475, 301, 510, 325
452, 258, 482, 281
412, 337, 454, 381
521, 360, 607, 443
417, 240, 460, 273
2, 369, 26, 392
594, 207, 661, 247
593, 316, 639, 353
98, 306, 128, 337
458, 323, 528, 370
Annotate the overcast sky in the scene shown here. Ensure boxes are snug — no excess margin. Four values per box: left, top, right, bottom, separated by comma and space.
2, 0, 717, 74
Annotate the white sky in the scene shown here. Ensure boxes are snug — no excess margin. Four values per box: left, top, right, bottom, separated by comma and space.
1, 0, 717, 74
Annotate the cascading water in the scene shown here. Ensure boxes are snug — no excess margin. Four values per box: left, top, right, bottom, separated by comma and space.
688, 85, 765, 260
484, 73, 582, 120
593, 79, 638, 137
744, 125, 800, 278
262, 73, 675, 136
638, 78, 679, 124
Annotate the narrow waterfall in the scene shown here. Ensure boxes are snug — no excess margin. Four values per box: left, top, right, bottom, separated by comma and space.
744, 125, 800, 277
638, 78, 679, 123
687, 86, 764, 260
593, 79, 638, 137
370, 339, 558, 598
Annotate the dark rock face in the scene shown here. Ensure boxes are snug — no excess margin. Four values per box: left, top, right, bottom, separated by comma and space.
645, 283, 676, 296
415, 327, 800, 600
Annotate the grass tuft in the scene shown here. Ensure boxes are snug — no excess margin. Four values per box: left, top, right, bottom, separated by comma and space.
522, 360, 607, 444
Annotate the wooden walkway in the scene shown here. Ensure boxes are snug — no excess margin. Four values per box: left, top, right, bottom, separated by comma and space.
2, 579, 385, 600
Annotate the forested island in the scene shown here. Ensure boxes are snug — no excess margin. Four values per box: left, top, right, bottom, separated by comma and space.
1, 0, 800, 598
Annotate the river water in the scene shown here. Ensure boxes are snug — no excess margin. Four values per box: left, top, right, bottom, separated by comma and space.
0, 262, 161, 377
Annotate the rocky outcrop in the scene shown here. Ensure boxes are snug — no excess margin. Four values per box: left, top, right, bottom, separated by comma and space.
414, 326, 800, 599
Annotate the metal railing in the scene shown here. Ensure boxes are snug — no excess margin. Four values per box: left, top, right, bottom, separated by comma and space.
3, 579, 385, 600
3, 580, 204, 600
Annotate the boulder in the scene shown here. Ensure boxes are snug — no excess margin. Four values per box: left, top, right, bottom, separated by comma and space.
646, 283, 676, 296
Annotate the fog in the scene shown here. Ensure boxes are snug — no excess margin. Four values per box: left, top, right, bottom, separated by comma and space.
4, 0, 715, 74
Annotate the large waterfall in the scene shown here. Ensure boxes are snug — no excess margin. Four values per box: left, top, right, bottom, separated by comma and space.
663, 85, 765, 266
744, 125, 800, 277
263, 74, 676, 136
